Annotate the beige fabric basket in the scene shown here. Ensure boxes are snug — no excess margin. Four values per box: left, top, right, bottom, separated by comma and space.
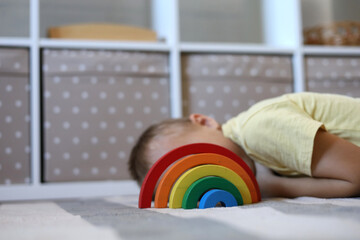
42, 49, 170, 182
304, 21, 360, 46
0, 48, 31, 185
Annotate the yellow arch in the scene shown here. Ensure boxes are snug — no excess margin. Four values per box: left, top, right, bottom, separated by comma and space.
169, 164, 251, 208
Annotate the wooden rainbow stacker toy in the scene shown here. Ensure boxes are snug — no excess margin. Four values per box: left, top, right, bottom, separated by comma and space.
138, 143, 261, 209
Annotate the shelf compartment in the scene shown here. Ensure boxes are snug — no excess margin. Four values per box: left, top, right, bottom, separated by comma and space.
179, 0, 300, 47
42, 48, 171, 182
302, 0, 360, 46
0, 0, 30, 38
182, 53, 293, 123
302, 0, 360, 29
39, 0, 157, 41
0, 48, 31, 185
179, 0, 264, 44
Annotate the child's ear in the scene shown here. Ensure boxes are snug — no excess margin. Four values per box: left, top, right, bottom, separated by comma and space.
189, 113, 221, 130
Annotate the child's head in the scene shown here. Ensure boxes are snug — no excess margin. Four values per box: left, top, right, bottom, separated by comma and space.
128, 114, 255, 186
128, 117, 191, 186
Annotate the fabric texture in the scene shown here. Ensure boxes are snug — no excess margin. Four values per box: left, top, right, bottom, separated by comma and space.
0, 48, 31, 185
1, 195, 360, 240
305, 56, 360, 98
42, 49, 170, 182
222, 92, 360, 176
182, 54, 293, 123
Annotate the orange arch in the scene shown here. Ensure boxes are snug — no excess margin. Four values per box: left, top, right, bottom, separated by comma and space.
154, 153, 260, 208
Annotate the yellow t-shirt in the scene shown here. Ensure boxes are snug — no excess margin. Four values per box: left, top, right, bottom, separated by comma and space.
222, 92, 360, 176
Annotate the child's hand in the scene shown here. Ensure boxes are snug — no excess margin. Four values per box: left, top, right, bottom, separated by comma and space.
255, 162, 278, 198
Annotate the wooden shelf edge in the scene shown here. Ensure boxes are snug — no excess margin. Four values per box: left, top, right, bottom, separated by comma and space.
40, 39, 171, 52
180, 42, 295, 54
303, 46, 360, 55
0, 37, 31, 47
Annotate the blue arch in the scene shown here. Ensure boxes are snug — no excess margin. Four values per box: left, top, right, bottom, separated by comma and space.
199, 189, 238, 209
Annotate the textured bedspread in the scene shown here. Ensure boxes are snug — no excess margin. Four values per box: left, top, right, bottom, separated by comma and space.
1, 195, 359, 240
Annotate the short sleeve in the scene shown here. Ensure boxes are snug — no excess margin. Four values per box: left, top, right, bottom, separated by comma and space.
224, 100, 325, 176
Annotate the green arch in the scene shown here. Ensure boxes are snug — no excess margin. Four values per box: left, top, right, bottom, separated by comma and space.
182, 176, 243, 209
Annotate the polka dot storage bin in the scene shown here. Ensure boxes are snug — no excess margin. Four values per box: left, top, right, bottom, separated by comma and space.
42, 49, 170, 182
0, 48, 31, 185
306, 56, 360, 97
182, 54, 293, 123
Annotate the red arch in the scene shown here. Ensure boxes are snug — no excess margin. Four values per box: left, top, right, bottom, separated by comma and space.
138, 143, 260, 208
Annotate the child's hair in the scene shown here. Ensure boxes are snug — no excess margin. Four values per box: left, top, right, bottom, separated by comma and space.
128, 118, 191, 186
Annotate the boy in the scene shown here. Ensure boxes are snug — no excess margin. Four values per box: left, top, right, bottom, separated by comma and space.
128, 92, 360, 198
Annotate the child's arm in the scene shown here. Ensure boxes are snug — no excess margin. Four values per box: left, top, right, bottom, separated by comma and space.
257, 130, 360, 198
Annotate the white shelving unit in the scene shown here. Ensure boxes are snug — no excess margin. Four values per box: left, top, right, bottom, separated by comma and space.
0, 0, 359, 201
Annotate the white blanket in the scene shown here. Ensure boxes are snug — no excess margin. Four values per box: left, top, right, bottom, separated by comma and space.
1, 196, 360, 240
